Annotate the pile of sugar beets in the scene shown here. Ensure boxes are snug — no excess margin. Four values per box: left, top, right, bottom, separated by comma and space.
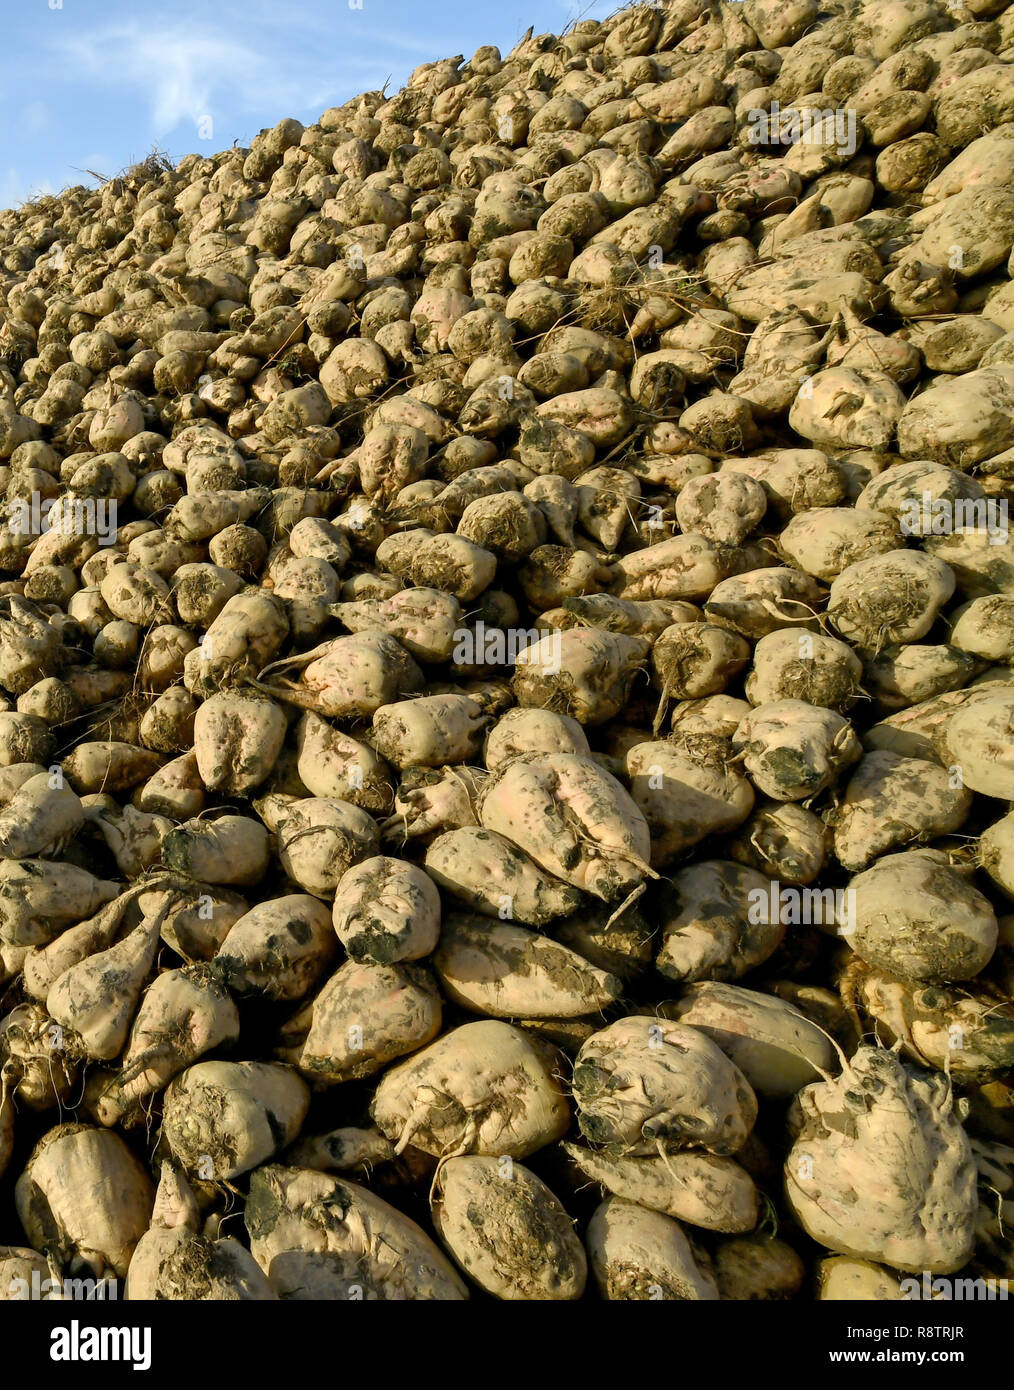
3, 0, 1014, 1303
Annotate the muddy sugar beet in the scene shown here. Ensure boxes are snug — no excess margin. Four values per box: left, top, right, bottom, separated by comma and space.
3, 0, 1014, 1303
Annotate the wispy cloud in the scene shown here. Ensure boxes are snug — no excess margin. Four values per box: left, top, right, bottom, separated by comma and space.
21, 101, 50, 136
50, 18, 344, 135
0, 167, 55, 207
0, 0, 615, 210
350, 25, 464, 57
73, 154, 117, 183
554, 0, 619, 16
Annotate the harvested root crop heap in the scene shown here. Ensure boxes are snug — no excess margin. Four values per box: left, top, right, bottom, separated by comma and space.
4, 0, 1014, 1302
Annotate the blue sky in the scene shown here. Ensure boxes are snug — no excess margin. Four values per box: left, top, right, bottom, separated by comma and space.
0, 0, 620, 210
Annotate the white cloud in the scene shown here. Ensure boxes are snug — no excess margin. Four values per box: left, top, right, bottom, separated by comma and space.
21, 101, 50, 136
73, 154, 117, 183
350, 26, 465, 58
0, 167, 55, 208
0, 168, 26, 207
52, 19, 336, 135
557, 0, 620, 15
48, 8, 471, 140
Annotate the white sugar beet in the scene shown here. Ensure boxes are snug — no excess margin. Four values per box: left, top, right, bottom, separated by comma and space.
332, 855, 441, 963
785, 1047, 977, 1274
162, 1061, 310, 1181
586, 1197, 720, 1301
431, 1156, 587, 1300
371, 1020, 570, 1159
572, 1015, 757, 1157
245, 1165, 468, 1300
15, 1124, 154, 1278
478, 753, 652, 902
